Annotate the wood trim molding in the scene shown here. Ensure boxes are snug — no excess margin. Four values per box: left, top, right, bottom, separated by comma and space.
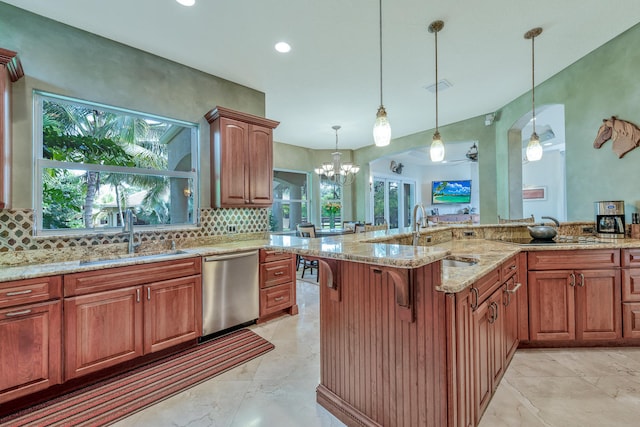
204, 105, 280, 129
0, 48, 25, 82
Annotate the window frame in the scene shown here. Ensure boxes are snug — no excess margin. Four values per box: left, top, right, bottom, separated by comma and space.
33, 91, 199, 236
270, 168, 311, 234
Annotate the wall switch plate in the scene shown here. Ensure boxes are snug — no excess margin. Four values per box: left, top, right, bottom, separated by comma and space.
227, 225, 237, 233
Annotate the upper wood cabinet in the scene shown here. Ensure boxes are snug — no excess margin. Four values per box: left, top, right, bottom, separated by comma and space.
205, 106, 279, 208
0, 48, 25, 209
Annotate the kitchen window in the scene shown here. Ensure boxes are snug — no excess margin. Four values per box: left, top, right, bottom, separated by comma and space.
319, 179, 342, 229
34, 92, 198, 235
270, 170, 310, 233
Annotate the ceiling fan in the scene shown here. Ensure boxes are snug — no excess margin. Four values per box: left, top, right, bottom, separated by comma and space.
443, 142, 478, 165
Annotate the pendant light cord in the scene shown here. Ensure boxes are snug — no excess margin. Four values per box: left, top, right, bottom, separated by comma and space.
434, 28, 439, 132
531, 34, 536, 134
379, 0, 383, 106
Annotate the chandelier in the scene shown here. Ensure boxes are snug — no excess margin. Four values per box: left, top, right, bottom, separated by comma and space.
314, 125, 360, 186
428, 20, 445, 162
525, 27, 543, 162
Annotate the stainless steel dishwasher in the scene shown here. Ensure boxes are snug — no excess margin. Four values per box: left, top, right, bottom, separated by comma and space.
201, 250, 259, 338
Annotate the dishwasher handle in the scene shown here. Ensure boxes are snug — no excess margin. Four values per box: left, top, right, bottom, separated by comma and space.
203, 250, 258, 262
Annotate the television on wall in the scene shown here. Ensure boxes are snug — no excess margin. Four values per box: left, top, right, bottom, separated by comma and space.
432, 180, 472, 204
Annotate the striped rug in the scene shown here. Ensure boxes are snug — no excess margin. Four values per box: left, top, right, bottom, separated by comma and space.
1, 329, 274, 427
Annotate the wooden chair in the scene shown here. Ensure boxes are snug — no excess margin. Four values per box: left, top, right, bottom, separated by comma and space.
498, 214, 535, 224
296, 224, 318, 281
354, 224, 366, 233
342, 221, 357, 233
364, 222, 388, 232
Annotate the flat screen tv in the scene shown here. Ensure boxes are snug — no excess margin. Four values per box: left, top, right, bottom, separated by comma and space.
432, 180, 472, 204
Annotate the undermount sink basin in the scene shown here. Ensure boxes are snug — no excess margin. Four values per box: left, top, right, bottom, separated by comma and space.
79, 250, 189, 266
441, 256, 478, 267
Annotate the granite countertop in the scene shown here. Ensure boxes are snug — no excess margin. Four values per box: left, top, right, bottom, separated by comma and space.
2, 227, 640, 295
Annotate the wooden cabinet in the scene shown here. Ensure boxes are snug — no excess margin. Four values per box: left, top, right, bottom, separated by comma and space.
0, 276, 62, 404
502, 254, 524, 364
474, 289, 503, 421
0, 48, 24, 208
622, 249, 640, 338
63, 258, 202, 380
446, 287, 475, 427
528, 250, 621, 342
447, 255, 523, 427
205, 106, 279, 208
258, 249, 298, 321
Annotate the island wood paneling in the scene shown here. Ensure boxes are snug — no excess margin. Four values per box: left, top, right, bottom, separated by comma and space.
317, 260, 447, 427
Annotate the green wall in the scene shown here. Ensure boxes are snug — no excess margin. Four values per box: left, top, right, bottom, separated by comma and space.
1, 2, 265, 209
496, 22, 640, 222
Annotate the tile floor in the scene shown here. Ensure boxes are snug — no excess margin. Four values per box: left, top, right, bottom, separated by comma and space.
114, 271, 640, 427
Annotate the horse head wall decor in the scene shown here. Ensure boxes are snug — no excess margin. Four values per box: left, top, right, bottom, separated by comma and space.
593, 116, 640, 158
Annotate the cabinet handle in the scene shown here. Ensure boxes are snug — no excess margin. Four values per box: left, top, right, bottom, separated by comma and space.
136, 289, 140, 303
470, 287, 479, 310
274, 296, 285, 301
503, 285, 511, 307
147, 287, 151, 300
506, 281, 522, 294
493, 302, 499, 321
5, 309, 32, 317
509, 265, 517, 270
6, 289, 33, 296
569, 273, 576, 287
488, 302, 496, 324
578, 273, 585, 287
274, 271, 284, 276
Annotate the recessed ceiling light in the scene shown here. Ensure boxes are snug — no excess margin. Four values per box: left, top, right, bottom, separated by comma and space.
275, 42, 291, 53
176, 0, 195, 6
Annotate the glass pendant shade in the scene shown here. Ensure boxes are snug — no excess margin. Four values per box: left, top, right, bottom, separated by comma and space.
373, 106, 391, 147
526, 132, 543, 161
430, 131, 445, 162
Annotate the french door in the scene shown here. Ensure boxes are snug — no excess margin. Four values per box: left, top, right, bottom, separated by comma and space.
371, 177, 415, 229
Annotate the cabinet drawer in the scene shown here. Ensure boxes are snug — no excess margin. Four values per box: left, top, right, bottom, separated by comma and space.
64, 257, 201, 296
501, 255, 518, 281
473, 267, 501, 306
622, 249, 640, 267
260, 249, 291, 263
0, 276, 62, 309
622, 269, 640, 302
528, 249, 620, 270
623, 302, 640, 339
260, 259, 294, 288
260, 282, 293, 316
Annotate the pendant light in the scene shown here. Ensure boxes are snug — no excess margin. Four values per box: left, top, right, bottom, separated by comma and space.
373, 0, 391, 147
428, 20, 445, 162
525, 27, 543, 162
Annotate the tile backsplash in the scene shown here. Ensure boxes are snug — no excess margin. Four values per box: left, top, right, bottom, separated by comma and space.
0, 208, 269, 253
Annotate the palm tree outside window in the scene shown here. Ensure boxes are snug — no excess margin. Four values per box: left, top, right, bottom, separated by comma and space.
34, 91, 198, 234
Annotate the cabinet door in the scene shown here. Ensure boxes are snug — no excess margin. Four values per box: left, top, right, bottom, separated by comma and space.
219, 117, 249, 206
575, 269, 621, 340
0, 300, 62, 404
64, 287, 143, 380
622, 302, 640, 338
447, 289, 475, 427
144, 275, 202, 354
247, 124, 273, 206
503, 277, 520, 364
528, 270, 575, 341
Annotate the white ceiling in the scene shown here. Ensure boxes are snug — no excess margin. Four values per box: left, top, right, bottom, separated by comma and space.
4, 0, 640, 150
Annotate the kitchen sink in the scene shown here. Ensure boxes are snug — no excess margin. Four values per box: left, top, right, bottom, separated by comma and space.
79, 250, 189, 266
441, 256, 478, 267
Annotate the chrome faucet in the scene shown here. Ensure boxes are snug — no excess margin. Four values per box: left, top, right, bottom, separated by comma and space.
123, 209, 140, 254
412, 203, 427, 246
